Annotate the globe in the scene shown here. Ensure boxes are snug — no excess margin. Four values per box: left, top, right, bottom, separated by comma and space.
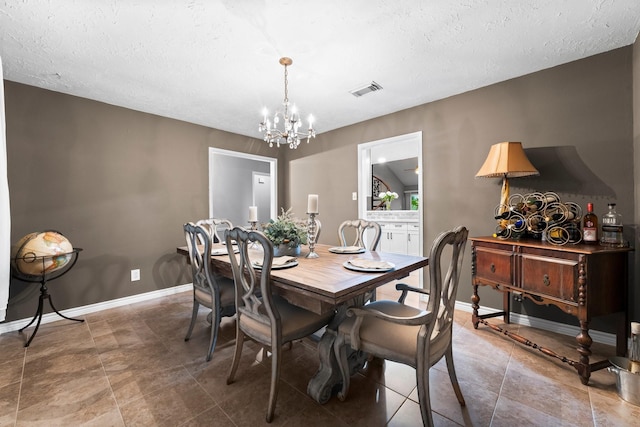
11, 231, 74, 276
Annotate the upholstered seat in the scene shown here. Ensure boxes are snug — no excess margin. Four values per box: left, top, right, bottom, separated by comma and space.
183, 222, 236, 362
337, 301, 448, 365
225, 227, 334, 423
334, 226, 468, 426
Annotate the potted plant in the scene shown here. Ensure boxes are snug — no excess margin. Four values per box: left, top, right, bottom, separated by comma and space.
379, 191, 399, 210
262, 208, 308, 256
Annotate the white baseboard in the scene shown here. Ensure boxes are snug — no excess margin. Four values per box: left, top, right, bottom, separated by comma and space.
0, 289, 618, 348
0, 284, 192, 335
454, 301, 617, 347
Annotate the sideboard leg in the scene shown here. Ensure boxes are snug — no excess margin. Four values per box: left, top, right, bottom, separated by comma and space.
471, 284, 480, 329
503, 291, 511, 324
576, 320, 593, 385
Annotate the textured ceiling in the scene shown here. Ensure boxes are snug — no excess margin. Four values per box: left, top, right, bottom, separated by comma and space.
1, 1, 639, 140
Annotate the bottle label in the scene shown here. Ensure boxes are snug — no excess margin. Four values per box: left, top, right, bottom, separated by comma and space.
583, 229, 597, 242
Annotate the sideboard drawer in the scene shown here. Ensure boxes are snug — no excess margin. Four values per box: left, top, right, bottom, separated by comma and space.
474, 246, 513, 285
520, 254, 578, 301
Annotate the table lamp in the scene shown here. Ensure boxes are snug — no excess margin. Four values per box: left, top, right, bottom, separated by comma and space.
475, 141, 539, 209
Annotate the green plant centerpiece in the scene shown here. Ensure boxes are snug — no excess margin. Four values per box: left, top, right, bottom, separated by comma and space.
262, 208, 308, 256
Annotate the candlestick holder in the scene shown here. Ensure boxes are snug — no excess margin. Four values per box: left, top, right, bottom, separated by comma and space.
248, 220, 260, 249
306, 213, 319, 258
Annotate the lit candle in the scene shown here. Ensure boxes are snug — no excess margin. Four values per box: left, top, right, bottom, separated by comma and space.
307, 194, 319, 214
249, 206, 258, 222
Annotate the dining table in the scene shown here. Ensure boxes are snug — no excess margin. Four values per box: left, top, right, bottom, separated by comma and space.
176, 242, 429, 403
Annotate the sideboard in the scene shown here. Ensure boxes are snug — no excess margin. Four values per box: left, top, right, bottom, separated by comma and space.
470, 236, 633, 385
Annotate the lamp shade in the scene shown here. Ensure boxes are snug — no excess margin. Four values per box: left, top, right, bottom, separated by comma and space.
475, 141, 539, 178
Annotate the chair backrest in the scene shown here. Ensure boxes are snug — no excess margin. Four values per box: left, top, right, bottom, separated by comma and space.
338, 219, 381, 250
426, 226, 468, 340
313, 218, 322, 243
196, 218, 233, 244
183, 222, 217, 296
225, 227, 280, 332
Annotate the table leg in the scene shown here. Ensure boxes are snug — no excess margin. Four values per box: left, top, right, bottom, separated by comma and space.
307, 301, 370, 404
307, 314, 343, 403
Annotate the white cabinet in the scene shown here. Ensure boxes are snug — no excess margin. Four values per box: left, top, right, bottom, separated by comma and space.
380, 223, 418, 255
407, 224, 420, 256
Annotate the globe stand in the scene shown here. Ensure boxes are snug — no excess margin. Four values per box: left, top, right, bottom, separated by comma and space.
12, 248, 84, 347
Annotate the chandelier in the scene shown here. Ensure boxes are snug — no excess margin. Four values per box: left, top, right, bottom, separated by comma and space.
259, 57, 316, 149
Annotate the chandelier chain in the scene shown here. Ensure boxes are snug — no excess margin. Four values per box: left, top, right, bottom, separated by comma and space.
258, 57, 316, 149
283, 64, 289, 106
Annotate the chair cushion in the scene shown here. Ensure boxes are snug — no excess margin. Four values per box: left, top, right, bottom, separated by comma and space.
337, 300, 446, 367
194, 277, 236, 308
239, 295, 333, 343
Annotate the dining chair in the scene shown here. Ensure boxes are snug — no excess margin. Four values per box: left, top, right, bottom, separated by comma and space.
196, 218, 233, 244
337, 219, 381, 250
183, 222, 236, 362
225, 227, 334, 423
313, 217, 322, 243
338, 219, 382, 301
333, 226, 468, 426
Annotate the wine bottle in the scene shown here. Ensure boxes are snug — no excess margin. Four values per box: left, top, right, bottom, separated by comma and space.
494, 210, 516, 220
546, 213, 565, 223
526, 199, 542, 212
583, 203, 598, 244
493, 225, 510, 239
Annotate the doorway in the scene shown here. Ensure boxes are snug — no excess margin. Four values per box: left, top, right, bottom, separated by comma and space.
208, 148, 277, 226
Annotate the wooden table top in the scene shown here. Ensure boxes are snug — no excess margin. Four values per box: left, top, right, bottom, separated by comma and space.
177, 243, 428, 314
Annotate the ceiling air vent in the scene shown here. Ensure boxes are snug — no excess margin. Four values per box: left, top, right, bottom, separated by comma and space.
349, 81, 383, 97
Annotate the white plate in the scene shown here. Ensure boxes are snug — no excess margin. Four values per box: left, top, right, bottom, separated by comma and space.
253, 260, 299, 270
328, 246, 366, 254
343, 260, 395, 273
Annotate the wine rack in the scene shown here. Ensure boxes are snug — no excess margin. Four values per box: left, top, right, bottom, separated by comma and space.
492, 192, 582, 246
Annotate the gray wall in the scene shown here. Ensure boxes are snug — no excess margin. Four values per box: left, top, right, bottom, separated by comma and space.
3, 43, 639, 333
285, 46, 638, 331
4, 82, 282, 321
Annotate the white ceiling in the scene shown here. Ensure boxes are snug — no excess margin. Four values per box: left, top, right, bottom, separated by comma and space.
1, 1, 639, 140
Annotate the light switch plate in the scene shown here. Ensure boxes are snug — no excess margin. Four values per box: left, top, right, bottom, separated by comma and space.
352, 192, 357, 201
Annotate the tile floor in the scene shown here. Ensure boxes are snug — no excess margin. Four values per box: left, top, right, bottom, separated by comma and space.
1, 281, 639, 426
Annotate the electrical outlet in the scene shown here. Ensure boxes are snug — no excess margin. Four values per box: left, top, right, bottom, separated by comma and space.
131, 269, 140, 282
352, 192, 357, 201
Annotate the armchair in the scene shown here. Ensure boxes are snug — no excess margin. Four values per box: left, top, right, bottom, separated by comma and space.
333, 226, 468, 426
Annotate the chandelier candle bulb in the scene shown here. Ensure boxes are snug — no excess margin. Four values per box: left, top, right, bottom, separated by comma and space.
249, 206, 258, 222
259, 57, 317, 149
307, 194, 319, 214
